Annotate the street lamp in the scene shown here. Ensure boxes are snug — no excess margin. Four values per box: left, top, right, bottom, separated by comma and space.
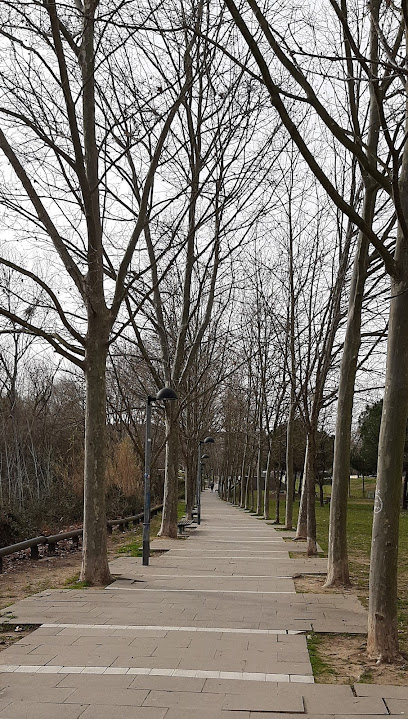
143, 387, 178, 566
196, 436, 215, 525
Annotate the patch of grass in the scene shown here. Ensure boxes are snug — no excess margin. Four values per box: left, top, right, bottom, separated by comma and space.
63, 574, 93, 589
63, 573, 93, 588
116, 513, 163, 557
306, 633, 337, 681
359, 669, 374, 683
117, 539, 142, 557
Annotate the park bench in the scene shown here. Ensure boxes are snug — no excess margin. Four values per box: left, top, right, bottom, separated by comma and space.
177, 518, 196, 535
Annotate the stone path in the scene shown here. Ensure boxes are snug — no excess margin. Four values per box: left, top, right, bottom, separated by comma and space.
0, 492, 407, 718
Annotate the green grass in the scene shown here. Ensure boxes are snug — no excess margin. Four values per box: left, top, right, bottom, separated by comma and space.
64, 577, 93, 589
306, 633, 337, 680
117, 514, 163, 557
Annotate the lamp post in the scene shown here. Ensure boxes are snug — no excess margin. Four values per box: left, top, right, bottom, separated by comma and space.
143, 387, 178, 566
196, 437, 214, 525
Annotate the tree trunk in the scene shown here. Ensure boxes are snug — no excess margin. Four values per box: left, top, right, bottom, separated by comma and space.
158, 402, 179, 538
295, 441, 308, 539
256, 440, 262, 515
185, 452, 195, 520
298, 467, 303, 497
367, 269, 408, 661
285, 399, 295, 529
263, 449, 271, 519
240, 436, 248, 507
319, 483, 324, 507
275, 469, 280, 524
244, 469, 250, 509
325, 236, 369, 585
80, 318, 111, 585
306, 428, 317, 556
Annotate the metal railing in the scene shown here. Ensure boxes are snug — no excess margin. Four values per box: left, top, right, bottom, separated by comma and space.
0, 503, 163, 573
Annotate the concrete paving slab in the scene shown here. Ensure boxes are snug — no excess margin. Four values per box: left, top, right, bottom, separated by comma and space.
383, 698, 408, 715
354, 685, 408, 699
78, 708, 167, 719
223, 692, 305, 712
0, 701, 87, 718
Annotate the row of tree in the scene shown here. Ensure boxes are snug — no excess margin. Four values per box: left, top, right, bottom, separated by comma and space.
0, 0, 407, 663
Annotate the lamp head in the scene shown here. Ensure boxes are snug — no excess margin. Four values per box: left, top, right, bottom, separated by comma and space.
201, 453, 210, 459
203, 436, 215, 444
155, 387, 178, 402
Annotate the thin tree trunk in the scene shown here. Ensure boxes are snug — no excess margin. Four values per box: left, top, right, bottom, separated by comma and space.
244, 469, 250, 509
306, 427, 317, 556
285, 400, 295, 529
80, 320, 111, 584
185, 453, 195, 520
240, 439, 248, 507
263, 449, 271, 519
402, 474, 408, 511
256, 440, 262, 515
158, 402, 179, 538
295, 440, 308, 540
368, 272, 408, 661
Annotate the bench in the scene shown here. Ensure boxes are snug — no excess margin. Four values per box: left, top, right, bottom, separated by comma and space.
177, 518, 196, 534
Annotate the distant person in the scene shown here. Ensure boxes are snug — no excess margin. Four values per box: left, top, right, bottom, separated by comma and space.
210, 481, 214, 492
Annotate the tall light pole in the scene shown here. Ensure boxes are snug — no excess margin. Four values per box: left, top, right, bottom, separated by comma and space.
196, 437, 214, 525
143, 387, 178, 566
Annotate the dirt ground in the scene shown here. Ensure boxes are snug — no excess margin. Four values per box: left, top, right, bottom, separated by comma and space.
295, 574, 408, 685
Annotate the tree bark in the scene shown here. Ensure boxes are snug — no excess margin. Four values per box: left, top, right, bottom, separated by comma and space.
275, 469, 283, 524
263, 449, 271, 519
158, 402, 179, 538
256, 438, 263, 515
325, 232, 369, 585
80, 315, 111, 584
295, 440, 308, 539
306, 428, 317, 555
185, 452, 195, 520
367, 147, 408, 653
402, 473, 408, 511
285, 400, 295, 529
367, 269, 408, 661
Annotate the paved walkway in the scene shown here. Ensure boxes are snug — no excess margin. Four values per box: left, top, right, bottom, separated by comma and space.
0, 492, 406, 718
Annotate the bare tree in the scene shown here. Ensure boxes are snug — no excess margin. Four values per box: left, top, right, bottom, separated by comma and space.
0, 0, 200, 582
